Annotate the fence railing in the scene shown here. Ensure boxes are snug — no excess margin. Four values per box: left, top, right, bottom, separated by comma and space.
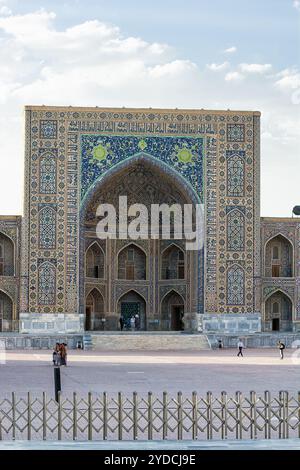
0, 391, 299, 441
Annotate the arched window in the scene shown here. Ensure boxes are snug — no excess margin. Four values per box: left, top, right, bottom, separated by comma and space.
38, 262, 56, 305
227, 154, 244, 197
39, 154, 56, 194
161, 245, 185, 279
227, 265, 244, 305
118, 245, 146, 280
227, 209, 245, 251
272, 301, 279, 314
0, 233, 14, 276
39, 207, 56, 249
272, 246, 279, 260
85, 243, 104, 278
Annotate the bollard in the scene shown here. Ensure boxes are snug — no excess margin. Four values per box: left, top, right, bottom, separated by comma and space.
54, 366, 61, 402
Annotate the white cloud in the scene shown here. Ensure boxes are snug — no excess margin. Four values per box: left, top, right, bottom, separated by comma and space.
293, 0, 300, 11
0, 5, 11, 16
239, 63, 272, 74
206, 61, 229, 71
224, 46, 237, 54
0, 9, 298, 217
275, 68, 300, 90
225, 71, 244, 81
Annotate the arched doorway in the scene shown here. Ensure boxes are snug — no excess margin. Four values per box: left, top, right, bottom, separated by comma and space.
0, 290, 13, 332
117, 290, 146, 331
118, 244, 146, 280
0, 232, 14, 276
85, 288, 105, 331
80, 155, 202, 331
161, 244, 185, 280
161, 290, 185, 331
265, 235, 293, 278
265, 291, 293, 332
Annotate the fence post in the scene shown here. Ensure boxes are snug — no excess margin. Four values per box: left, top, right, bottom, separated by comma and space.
298, 391, 300, 439
285, 391, 289, 439
221, 391, 227, 440
12, 392, 16, 441
54, 367, 61, 403
133, 392, 138, 440
192, 391, 198, 440
57, 391, 62, 441
250, 391, 257, 440
148, 392, 153, 441
206, 391, 212, 440
103, 392, 107, 441
177, 391, 183, 440
88, 392, 93, 441
27, 392, 31, 441
163, 392, 168, 440
279, 390, 284, 439
118, 392, 123, 441
73, 392, 77, 441
264, 391, 271, 440
42, 392, 47, 441
235, 391, 242, 440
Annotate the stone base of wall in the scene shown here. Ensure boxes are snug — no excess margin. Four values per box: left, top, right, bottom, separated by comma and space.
19, 313, 84, 334
201, 313, 261, 334
0, 334, 83, 349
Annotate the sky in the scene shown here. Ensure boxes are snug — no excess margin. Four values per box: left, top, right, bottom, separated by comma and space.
0, 0, 299, 216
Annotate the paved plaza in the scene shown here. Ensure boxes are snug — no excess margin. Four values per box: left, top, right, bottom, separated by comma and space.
0, 348, 299, 398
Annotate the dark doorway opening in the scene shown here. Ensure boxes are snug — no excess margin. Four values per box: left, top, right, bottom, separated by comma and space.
85, 306, 92, 331
121, 302, 140, 330
272, 318, 280, 331
171, 305, 184, 331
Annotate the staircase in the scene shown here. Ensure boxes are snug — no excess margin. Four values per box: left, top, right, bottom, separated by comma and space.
83, 334, 93, 350
90, 333, 211, 351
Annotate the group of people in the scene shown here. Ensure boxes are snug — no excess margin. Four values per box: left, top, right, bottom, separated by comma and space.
52, 342, 68, 366
217, 338, 287, 359
119, 314, 140, 331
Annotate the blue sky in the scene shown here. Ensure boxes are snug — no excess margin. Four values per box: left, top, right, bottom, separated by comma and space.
0, 0, 299, 216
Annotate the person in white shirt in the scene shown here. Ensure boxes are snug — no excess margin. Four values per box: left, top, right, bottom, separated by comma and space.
237, 339, 244, 357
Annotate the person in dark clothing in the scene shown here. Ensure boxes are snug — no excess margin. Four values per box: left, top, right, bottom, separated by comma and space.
237, 339, 244, 357
278, 341, 285, 359
119, 315, 124, 331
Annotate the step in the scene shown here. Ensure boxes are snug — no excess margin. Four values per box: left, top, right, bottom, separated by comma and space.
90, 334, 210, 351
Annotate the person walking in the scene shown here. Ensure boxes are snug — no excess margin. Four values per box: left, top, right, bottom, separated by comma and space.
278, 340, 285, 359
134, 314, 140, 330
130, 315, 135, 331
119, 315, 124, 331
60, 343, 67, 366
237, 339, 244, 357
52, 342, 60, 366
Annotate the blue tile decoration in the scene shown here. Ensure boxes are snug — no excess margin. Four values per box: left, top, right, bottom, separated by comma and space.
80, 134, 204, 202
40, 120, 57, 139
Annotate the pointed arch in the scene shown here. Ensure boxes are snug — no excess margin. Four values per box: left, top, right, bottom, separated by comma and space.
227, 209, 245, 251
161, 243, 185, 280
38, 206, 56, 249
39, 152, 56, 194
85, 287, 105, 331
264, 233, 294, 277
85, 241, 105, 278
38, 261, 56, 305
161, 289, 185, 331
0, 289, 14, 332
226, 264, 245, 305
117, 289, 147, 331
0, 231, 15, 276
117, 243, 147, 280
264, 289, 293, 331
227, 153, 245, 197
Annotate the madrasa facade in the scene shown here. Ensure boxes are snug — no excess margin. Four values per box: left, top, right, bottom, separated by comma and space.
0, 106, 299, 336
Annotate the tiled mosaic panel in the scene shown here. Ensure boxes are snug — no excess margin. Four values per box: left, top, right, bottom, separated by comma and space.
80, 135, 204, 203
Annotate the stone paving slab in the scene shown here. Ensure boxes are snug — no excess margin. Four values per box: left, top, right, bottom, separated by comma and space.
0, 439, 300, 450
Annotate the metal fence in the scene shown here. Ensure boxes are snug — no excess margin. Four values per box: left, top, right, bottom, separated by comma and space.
0, 391, 299, 441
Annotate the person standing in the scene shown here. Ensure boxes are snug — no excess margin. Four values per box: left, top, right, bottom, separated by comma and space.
278, 341, 285, 359
130, 315, 135, 331
135, 314, 140, 330
237, 339, 244, 357
119, 315, 124, 331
